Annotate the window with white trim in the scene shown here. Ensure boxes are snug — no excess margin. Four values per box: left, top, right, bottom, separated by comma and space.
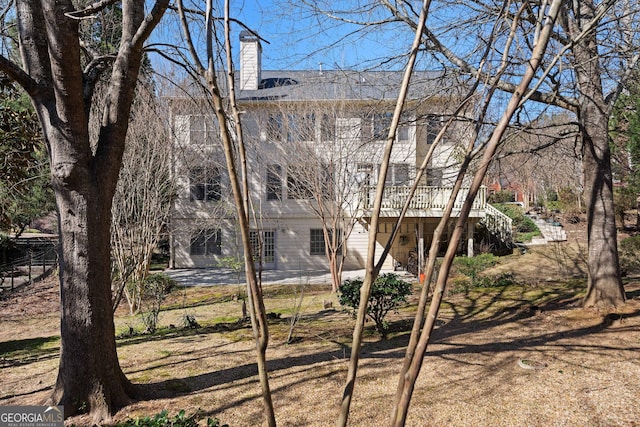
189, 166, 221, 201
190, 115, 218, 146
310, 229, 326, 255
266, 164, 282, 201
385, 163, 410, 186
190, 228, 222, 255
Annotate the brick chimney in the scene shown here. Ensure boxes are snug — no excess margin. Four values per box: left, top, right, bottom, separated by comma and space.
239, 31, 261, 90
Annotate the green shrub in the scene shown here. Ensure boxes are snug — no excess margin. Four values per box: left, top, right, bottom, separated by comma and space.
494, 204, 540, 242
453, 253, 498, 285
338, 273, 412, 338
488, 190, 515, 204
619, 235, 640, 274
113, 409, 226, 427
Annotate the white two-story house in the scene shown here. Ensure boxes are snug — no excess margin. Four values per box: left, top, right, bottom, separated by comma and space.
168, 32, 512, 274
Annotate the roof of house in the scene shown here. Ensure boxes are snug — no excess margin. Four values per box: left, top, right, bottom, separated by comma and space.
168, 69, 468, 105
237, 69, 466, 102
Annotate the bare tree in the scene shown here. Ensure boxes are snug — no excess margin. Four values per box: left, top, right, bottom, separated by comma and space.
109, 82, 177, 313
295, 0, 565, 424
0, 0, 169, 421
174, 1, 276, 424
390, 1, 565, 424
337, 1, 433, 424
490, 114, 582, 211
262, 101, 382, 292
301, 0, 634, 307
378, 0, 635, 306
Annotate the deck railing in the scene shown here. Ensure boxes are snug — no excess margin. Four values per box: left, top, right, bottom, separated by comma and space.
482, 203, 513, 245
358, 185, 513, 246
359, 185, 487, 211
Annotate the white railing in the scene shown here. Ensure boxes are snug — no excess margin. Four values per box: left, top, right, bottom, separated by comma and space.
359, 185, 487, 211
358, 185, 513, 246
482, 203, 513, 245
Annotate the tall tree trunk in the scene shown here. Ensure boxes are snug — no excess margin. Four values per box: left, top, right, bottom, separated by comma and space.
391, 1, 563, 422
336, 2, 431, 425
569, 1, 626, 307
3, 1, 169, 422
48, 168, 132, 420
176, 1, 277, 424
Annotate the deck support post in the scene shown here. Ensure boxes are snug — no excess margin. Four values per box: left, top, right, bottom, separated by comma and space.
418, 221, 424, 273
467, 220, 475, 257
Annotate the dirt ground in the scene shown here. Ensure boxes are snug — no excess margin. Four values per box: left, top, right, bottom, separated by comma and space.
1, 218, 639, 426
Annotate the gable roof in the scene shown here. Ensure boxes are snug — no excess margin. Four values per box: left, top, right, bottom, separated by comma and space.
236, 69, 465, 103
166, 69, 469, 114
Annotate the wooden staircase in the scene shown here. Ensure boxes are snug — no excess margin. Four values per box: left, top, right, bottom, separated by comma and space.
481, 204, 514, 248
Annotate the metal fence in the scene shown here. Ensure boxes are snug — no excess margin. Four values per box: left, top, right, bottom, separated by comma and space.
0, 244, 58, 292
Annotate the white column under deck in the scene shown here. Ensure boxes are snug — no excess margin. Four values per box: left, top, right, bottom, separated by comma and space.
418, 221, 424, 274
467, 220, 475, 257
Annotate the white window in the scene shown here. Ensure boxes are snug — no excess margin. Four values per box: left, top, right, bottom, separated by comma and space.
250, 230, 276, 265
310, 228, 342, 256
321, 113, 335, 142
190, 229, 221, 255
266, 164, 282, 201
336, 117, 361, 143
189, 166, 221, 201
426, 114, 441, 145
310, 229, 326, 255
266, 113, 283, 141
190, 115, 218, 145
287, 165, 313, 199
373, 112, 393, 140
287, 113, 316, 142
385, 163, 410, 186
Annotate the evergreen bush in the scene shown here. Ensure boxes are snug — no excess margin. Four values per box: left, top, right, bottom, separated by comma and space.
338, 273, 412, 338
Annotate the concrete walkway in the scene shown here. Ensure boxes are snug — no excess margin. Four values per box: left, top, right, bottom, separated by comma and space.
163, 268, 393, 287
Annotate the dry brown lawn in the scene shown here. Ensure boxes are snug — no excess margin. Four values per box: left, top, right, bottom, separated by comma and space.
1, 233, 640, 426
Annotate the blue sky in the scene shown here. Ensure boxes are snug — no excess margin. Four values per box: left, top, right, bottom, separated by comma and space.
149, 1, 432, 73
232, 0, 414, 71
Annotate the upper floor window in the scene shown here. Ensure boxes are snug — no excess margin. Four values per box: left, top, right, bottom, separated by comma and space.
397, 124, 410, 142
427, 169, 443, 186
426, 114, 441, 145
336, 117, 361, 142
190, 115, 218, 146
321, 113, 335, 142
287, 165, 313, 199
189, 166, 221, 201
287, 113, 316, 142
266, 113, 283, 141
385, 163, 410, 186
190, 228, 222, 255
373, 112, 393, 140
266, 164, 282, 201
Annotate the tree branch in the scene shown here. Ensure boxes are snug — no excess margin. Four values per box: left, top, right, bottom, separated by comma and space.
64, 0, 120, 19
130, 0, 170, 50
0, 54, 44, 99
382, 0, 580, 111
